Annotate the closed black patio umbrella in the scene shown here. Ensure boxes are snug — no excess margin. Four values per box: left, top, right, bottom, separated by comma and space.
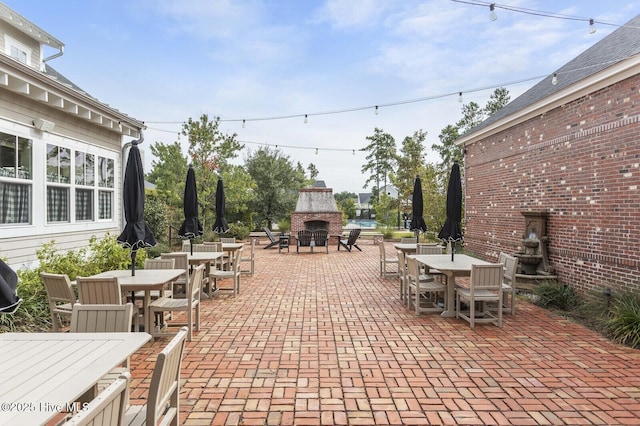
438, 161, 463, 261
212, 177, 229, 234
178, 164, 203, 255
117, 140, 156, 275
409, 176, 427, 244
0, 259, 21, 314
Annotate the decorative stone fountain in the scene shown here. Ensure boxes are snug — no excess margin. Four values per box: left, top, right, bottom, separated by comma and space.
514, 210, 557, 289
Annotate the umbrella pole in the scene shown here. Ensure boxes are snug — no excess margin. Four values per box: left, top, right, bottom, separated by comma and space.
190, 239, 193, 255
131, 251, 136, 276
451, 241, 455, 261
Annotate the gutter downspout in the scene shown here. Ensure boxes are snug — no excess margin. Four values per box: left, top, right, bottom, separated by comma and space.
43, 45, 64, 63
120, 129, 145, 230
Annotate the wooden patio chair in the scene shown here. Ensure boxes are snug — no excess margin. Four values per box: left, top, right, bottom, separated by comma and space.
40, 272, 78, 331
70, 303, 134, 405
296, 230, 313, 253
210, 248, 242, 296
263, 227, 280, 249
220, 237, 236, 244
401, 237, 417, 244
75, 276, 140, 332
66, 372, 130, 426
312, 230, 329, 253
124, 327, 188, 425
240, 238, 256, 275
498, 252, 519, 315
397, 250, 407, 302
379, 242, 398, 278
406, 255, 447, 315
456, 264, 504, 328
149, 264, 204, 341
160, 252, 189, 297
338, 229, 362, 252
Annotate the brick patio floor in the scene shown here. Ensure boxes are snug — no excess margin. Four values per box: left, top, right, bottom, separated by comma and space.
128, 241, 640, 425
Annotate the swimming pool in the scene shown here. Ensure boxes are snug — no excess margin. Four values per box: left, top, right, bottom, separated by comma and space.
346, 219, 377, 229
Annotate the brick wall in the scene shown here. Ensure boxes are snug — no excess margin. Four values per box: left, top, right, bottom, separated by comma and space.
464, 74, 640, 297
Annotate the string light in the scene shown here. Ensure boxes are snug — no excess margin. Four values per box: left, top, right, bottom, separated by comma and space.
589, 18, 596, 34
451, 0, 622, 30
489, 3, 497, 21
146, 59, 623, 130
304, 114, 308, 124
315, 148, 318, 155
551, 73, 558, 86
242, 119, 246, 128
458, 92, 463, 103
375, 105, 379, 115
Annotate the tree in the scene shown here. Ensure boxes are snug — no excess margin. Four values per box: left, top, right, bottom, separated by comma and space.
392, 130, 428, 219
182, 114, 244, 228
361, 128, 397, 200
334, 191, 358, 220
432, 87, 511, 174
146, 141, 188, 211
245, 147, 307, 228
307, 163, 319, 181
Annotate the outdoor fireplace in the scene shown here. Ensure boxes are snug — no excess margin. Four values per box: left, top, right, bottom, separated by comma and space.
291, 187, 342, 242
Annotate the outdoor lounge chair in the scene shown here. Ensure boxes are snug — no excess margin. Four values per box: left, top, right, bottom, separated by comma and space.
263, 227, 280, 249
296, 230, 313, 253
338, 229, 362, 252
313, 230, 329, 253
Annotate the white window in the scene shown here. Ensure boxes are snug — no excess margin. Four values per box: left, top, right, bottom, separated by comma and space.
5, 36, 31, 66
0, 132, 32, 224
46, 144, 71, 222
46, 144, 116, 223
75, 151, 94, 221
98, 156, 114, 220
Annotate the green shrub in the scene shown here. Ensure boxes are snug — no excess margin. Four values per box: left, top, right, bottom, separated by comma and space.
0, 234, 148, 332
227, 221, 250, 240
605, 292, 640, 349
533, 281, 582, 311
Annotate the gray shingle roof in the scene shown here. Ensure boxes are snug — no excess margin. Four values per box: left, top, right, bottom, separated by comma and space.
463, 13, 640, 137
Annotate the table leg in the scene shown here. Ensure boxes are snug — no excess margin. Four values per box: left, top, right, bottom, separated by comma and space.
441, 272, 457, 317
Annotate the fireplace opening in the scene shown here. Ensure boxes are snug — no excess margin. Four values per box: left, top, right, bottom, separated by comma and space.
304, 220, 329, 232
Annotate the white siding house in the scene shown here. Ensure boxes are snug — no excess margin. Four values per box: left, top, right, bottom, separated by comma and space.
0, 3, 144, 269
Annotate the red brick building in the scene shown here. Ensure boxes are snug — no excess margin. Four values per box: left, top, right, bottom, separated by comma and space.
457, 15, 640, 297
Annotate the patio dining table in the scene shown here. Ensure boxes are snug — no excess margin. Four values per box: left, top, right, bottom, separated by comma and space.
0, 332, 150, 425
88, 268, 186, 334
393, 243, 418, 254
413, 254, 492, 317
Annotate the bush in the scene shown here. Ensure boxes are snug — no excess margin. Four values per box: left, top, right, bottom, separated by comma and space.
533, 281, 582, 311
227, 221, 250, 240
605, 292, 640, 349
0, 234, 148, 332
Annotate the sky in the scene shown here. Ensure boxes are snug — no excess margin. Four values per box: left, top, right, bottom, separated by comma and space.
5, 0, 639, 194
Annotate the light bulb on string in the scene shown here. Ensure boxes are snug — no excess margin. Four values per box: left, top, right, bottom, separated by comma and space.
304, 114, 308, 124
352, 149, 355, 155
489, 3, 497, 21
375, 105, 379, 115
242, 119, 246, 128
551, 73, 558, 85
315, 148, 318, 155
458, 92, 463, 103
589, 18, 596, 34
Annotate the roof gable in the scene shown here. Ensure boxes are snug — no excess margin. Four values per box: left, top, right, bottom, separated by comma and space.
461, 13, 640, 140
